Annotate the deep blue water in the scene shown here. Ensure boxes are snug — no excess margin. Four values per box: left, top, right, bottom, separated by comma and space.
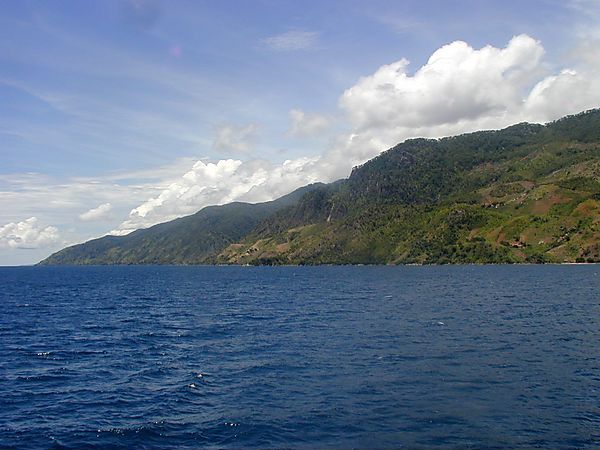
0, 265, 598, 449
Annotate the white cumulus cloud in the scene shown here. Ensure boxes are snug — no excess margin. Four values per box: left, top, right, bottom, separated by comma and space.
79, 202, 112, 221
0, 217, 60, 249
333, 33, 600, 166
289, 109, 331, 138
340, 34, 546, 132
523, 68, 599, 120
112, 157, 320, 234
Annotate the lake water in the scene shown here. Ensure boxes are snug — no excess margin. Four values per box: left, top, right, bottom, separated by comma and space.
0, 265, 598, 449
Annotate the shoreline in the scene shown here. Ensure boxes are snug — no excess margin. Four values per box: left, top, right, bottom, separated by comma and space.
11, 261, 600, 268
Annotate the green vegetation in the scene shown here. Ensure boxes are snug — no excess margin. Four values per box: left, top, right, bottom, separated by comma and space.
219, 110, 600, 265
41, 109, 600, 266
39, 184, 323, 265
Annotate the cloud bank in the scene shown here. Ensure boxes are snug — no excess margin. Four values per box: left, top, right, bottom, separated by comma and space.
114, 157, 320, 234
109, 34, 600, 235
79, 203, 112, 221
338, 34, 600, 137
0, 217, 59, 249
341, 35, 544, 130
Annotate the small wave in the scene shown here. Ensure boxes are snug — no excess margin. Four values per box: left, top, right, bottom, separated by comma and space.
17, 373, 69, 383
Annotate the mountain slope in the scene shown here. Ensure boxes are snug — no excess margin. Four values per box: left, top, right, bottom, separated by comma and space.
42, 109, 600, 266
217, 110, 600, 265
39, 184, 323, 265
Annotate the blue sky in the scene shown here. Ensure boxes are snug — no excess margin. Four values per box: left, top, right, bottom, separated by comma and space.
1, 0, 599, 265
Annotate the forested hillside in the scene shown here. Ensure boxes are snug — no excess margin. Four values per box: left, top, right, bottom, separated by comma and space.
41, 109, 600, 265
218, 110, 600, 264
40, 184, 323, 264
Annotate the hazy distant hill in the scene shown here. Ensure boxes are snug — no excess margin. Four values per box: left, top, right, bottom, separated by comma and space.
39, 184, 323, 265
41, 109, 600, 265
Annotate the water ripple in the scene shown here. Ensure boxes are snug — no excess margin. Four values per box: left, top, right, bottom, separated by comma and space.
0, 264, 598, 449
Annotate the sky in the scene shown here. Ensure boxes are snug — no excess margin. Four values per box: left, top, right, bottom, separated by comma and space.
1, 0, 600, 265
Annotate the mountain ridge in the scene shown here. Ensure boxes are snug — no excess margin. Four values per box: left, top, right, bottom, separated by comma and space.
40, 109, 600, 265
40, 183, 324, 265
